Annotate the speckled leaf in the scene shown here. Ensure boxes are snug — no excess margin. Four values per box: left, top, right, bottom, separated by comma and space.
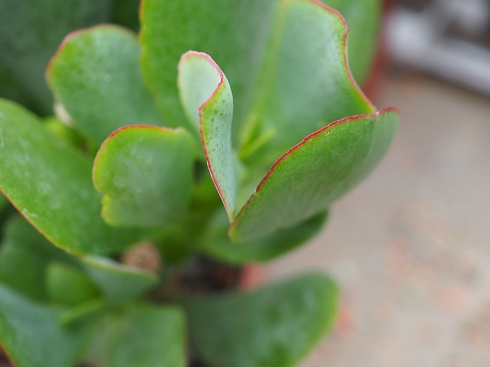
48, 25, 164, 143
321, 0, 381, 84
231, 109, 399, 242
85, 303, 185, 367
0, 99, 143, 254
184, 273, 339, 367
0, 285, 90, 367
93, 125, 194, 227
81, 256, 158, 305
178, 52, 236, 217
0, 0, 113, 115
0, 217, 75, 302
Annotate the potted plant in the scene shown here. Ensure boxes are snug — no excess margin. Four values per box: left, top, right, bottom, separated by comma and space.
0, 0, 399, 366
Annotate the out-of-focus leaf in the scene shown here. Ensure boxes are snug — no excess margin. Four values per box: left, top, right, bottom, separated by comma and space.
184, 273, 339, 367
0, 285, 90, 367
48, 25, 165, 144
178, 51, 237, 217
46, 262, 100, 306
84, 303, 186, 367
0, 0, 113, 115
93, 125, 194, 227
199, 210, 328, 264
231, 109, 399, 242
321, 0, 381, 85
0, 217, 74, 301
81, 256, 158, 305
0, 99, 143, 254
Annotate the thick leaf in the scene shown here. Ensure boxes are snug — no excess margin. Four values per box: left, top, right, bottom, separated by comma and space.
81, 256, 158, 305
0, 285, 90, 367
231, 109, 399, 242
199, 210, 328, 264
0, 99, 143, 254
321, 0, 381, 84
243, 0, 376, 164
0, 0, 113, 115
84, 303, 186, 367
48, 25, 165, 143
46, 262, 100, 306
93, 125, 194, 227
178, 51, 237, 217
184, 273, 339, 367
140, 0, 275, 130
0, 217, 74, 301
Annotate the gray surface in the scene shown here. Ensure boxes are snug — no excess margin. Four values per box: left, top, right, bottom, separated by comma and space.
265, 70, 490, 366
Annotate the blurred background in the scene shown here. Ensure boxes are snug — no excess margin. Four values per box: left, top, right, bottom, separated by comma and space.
265, 0, 490, 365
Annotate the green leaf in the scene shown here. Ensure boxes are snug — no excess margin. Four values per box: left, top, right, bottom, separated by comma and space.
178, 51, 237, 217
321, 0, 381, 85
93, 125, 195, 227
0, 217, 74, 301
81, 256, 158, 305
199, 210, 328, 264
231, 109, 399, 242
0, 99, 143, 254
184, 273, 339, 367
0, 0, 113, 115
85, 303, 186, 367
48, 25, 165, 143
46, 262, 100, 306
0, 285, 90, 367
140, 0, 276, 130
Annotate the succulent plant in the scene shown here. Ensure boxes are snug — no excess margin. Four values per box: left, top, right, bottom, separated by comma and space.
0, 0, 398, 366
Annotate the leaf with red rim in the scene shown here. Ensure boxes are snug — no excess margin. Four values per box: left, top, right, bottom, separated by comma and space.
47, 25, 165, 143
230, 108, 399, 242
93, 125, 194, 227
178, 51, 237, 218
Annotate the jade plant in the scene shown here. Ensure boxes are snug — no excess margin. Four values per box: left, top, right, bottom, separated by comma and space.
0, 0, 399, 366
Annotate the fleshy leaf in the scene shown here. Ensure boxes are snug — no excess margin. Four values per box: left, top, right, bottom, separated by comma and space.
81, 256, 158, 305
183, 273, 339, 367
0, 99, 143, 254
199, 210, 328, 264
93, 125, 194, 227
48, 25, 165, 143
231, 109, 399, 242
0, 217, 75, 301
0, 0, 113, 115
0, 285, 90, 367
84, 303, 186, 367
178, 51, 237, 217
321, 0, 381, 84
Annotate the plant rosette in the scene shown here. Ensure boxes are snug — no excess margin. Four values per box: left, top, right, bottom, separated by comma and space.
0, 0, 398, 366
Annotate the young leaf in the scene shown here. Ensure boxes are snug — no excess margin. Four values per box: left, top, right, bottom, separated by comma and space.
80, 256, 158, 305
178, 51, 237, 217
230, 109, 399, 242
0, 285, 90, 367
183, 272, 339, 367
48, 25, 165, 143
84, 303, 186, 367
0, 99, 143, 254
93, 125, 194, 227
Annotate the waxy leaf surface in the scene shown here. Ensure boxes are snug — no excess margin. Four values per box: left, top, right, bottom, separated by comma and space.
0, 285, 89, 367
93, 125, 194, 227
85, 303, 185, 367
231, 109, 399, 242
184, 273, 339, 367
178, 52, 237, 217
0, 100, 142, 254
48, 25, 164, 143
0, 0, 113, 115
